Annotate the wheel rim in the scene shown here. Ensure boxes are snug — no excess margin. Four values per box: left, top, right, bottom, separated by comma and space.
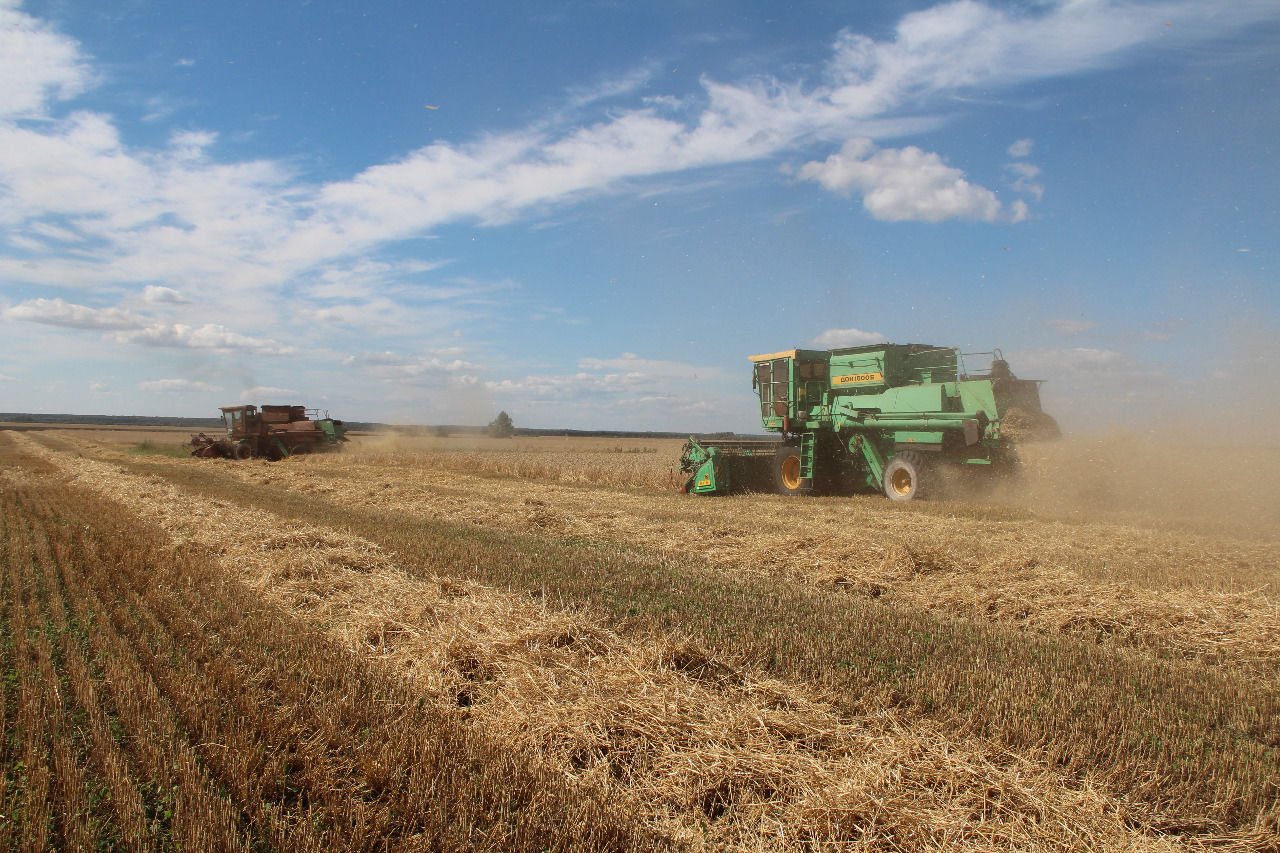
781, 455, 803, 490
890, 467, 913, 496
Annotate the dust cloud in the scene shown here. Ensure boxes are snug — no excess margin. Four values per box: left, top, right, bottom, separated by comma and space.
995, 321, 1280, 540
996, 429, 1280, 541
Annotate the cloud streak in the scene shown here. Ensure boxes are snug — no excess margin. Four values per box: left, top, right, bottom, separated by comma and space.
111, 323, 295, 355
5, 297, 145, 329
137, 378, 219, 393
810, 327, 887, 348
7, 1, 1274, 308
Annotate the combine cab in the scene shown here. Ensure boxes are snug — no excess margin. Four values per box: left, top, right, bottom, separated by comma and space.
189, 404, 348, 460
680, 344, 1057, 501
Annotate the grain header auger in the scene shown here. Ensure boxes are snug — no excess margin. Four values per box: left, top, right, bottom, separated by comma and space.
679, 344, 1058, 501
188, 404, 348, 460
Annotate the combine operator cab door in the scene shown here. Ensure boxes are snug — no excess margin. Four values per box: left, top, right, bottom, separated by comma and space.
221, 407, 243, 437
219, 405, 258, 441
752, 350, 829, 433
755, 358, 790, 427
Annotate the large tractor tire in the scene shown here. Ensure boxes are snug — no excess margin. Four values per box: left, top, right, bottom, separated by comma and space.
773, 446, 813, 497
883, 450, 929, 502
233, 440, 253, 460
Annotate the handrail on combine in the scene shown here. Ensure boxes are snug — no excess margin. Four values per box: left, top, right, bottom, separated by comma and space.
957, 348, 1004, 379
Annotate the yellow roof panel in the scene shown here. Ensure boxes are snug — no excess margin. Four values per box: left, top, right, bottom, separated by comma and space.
748, 349, 797, 362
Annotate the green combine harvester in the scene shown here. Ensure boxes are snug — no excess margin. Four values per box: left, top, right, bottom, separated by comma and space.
679, 343, 1058, 501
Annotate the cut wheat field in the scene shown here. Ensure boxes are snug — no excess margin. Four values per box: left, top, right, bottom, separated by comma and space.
1, 425, 1277, 851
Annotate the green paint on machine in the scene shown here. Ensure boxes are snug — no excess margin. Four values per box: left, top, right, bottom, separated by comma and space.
679, 343, 1059, 501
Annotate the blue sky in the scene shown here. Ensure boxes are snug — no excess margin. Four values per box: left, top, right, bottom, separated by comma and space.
1, 0, 1276, 432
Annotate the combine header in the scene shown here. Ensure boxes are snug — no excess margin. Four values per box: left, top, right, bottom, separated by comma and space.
680, 344, 1057, 501
189, 404, 348, 460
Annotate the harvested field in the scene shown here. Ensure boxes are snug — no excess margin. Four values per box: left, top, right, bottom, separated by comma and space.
2, 425, 1278, 851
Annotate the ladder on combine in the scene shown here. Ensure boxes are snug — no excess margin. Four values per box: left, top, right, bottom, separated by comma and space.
799, 432, 816, 482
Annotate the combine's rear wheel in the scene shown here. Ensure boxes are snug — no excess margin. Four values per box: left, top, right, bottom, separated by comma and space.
884, 451, 928, 501
773, 446, 813, 497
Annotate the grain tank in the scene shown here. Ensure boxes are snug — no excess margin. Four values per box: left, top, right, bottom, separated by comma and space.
679, 344, 1057, 500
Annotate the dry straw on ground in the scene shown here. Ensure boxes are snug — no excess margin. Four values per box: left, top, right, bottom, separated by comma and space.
12, 430, 1233, 851
112, 433, 1278, 676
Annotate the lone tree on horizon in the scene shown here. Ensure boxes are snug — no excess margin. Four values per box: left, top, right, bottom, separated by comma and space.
487, 410, 514, 438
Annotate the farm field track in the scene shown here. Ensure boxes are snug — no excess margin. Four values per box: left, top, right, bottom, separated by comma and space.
2, 427, 1278, 851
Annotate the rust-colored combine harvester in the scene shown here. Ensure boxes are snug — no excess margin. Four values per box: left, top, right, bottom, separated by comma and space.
189, 404, 348, 460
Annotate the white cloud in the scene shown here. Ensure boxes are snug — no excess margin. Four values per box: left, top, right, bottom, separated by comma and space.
1, 1, 1277, 426
240, 386, 296, 401
1005, 160, 1044, 201
5, 297, 145, 329
142, 285, 192, 304
342, 350, 481, 380
810, 327, 886, 348
566, 64, 659, 109
0, 1, 94, 118
27, 220, 84, 243
795, 138, 1020, 223
1007, 138, 1033, 158
488, 352, 726, 404
2, 1, 1273, 308
296, 298, 403, 329
137, 378, 219, 392
833, 1, 1277, 102
576, 352, 720, 380
168, 129, 217, 160
111, 323, 295, 355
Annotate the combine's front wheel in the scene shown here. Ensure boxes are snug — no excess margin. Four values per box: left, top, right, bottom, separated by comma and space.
234, 441, 253, 460
773, 446, 813, 497
883, 451, 928, 502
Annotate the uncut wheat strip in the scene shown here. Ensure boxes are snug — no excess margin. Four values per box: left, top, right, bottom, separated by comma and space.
187, 449, 1280, 676
2, 509, 148, 853
0, 498, 18, 853
11, 434, 1228, 852
844, 546, 1280, 670
24, 514, 125, 853
3, 504, 72, 853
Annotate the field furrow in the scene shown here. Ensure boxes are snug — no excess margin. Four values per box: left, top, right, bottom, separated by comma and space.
232, 453, 1280, 676
0, 432, 657, 852
6, 429, 1278, 849
73, 430, 1280, 676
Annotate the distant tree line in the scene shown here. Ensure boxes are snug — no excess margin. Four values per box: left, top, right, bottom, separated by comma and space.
1, 412, 770, 440
0, 413, 222, 428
